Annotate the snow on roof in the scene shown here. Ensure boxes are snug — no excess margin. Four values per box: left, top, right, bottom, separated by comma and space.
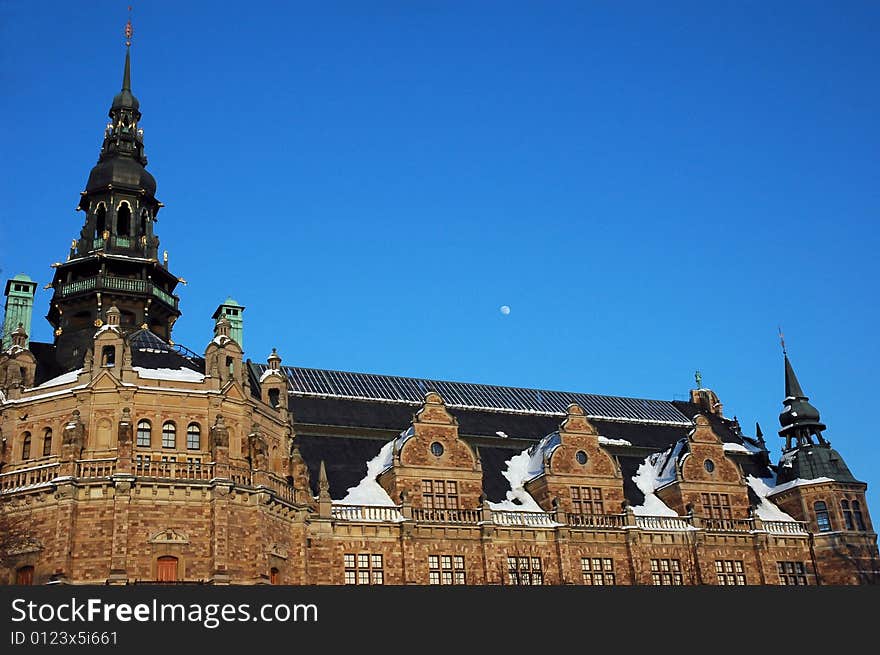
338, 439, 397, 507
630, 445, 682, 517
769, 477, 835, 495
1, 385, 88, 405
35, 368, 83, 389
746, 475, 797, 522
599, 436, 632, 446
488, 447, 545, 512
212, 335, 231, 346
133, 367, 205, 383
722, 442, 753, 454
95, 324, 121, 336
259, 368, 285, 383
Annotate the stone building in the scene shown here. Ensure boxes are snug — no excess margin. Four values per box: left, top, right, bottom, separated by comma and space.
0, 36, 877, 587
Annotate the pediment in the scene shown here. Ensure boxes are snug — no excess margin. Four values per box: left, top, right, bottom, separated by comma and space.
149, 528, 189, 544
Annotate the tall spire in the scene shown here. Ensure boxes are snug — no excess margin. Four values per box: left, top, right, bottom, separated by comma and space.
122, 10, 133, 90
777, 347, 826, 451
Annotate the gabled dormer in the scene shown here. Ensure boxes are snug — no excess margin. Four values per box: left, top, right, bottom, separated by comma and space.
524, 404, 624, 515
654, 414, 752, 520
89, 306, 129, 380
378, 391, 483, 512
259, 348, 287, 414
0, 324, 37, 394
204, 317, 243, 386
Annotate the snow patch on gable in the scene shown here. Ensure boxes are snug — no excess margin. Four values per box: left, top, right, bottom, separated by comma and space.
630, 445, 683, 517
746, 475, 797, 522
259, 368, 285, 383
599, 436, 632, 446
338, 440, 397, 506
488, 447, 545, 512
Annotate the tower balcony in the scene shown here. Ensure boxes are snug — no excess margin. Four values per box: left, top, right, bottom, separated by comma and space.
58, 274, 178, 309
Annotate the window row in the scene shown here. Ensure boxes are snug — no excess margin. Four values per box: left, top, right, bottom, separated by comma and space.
18, 429, 53, 461
815, 500, 866, 532
422, 479, 459, 510
571, 487, 604, 515
136, 420, 202, 450
777, 561, 808, 586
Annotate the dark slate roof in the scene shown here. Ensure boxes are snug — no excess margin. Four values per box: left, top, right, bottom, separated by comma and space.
776, 444, 858, 485
128, 329, 204, 374
252, 364, 694, 426
30, 341, 62, 386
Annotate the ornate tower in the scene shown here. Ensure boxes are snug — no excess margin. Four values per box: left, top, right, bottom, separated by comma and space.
47, 23, 181, 370
768, 352, 878, 584
3, 274, 37, 349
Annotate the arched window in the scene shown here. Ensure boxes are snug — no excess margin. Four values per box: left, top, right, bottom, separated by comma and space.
852, 500, 866, 531
101, 345, 116, 367
16, 566, 34, 585
268, 388, 280, 408
21, 432, 31, 460
117, 203, 131, 236
270, 567, 279, 585
186, 423, 201, 450
814, 501, 831, 532
137, 420, 151, 447
162, 422, 176, 449
95, 204, 107, 238
140, 209, 149, 236
156, 556, 178, 582
42, 428, 52, 457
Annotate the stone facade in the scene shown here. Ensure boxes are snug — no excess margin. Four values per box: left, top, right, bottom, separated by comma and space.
1, 30, 877, 588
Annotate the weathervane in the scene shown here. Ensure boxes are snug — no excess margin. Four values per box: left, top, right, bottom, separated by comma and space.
778, 325, 787, 356
694, 370, 702, 389
125, 6, 133, 47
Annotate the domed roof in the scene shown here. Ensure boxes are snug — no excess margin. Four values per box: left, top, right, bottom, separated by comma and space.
779, 397, 823, 429
111, 87, 140, 112
86, 156, 156, 197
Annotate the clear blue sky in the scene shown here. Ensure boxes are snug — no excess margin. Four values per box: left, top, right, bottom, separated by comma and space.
2, 2, 879, 516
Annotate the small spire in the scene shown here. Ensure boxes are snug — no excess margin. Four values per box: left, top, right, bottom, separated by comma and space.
755, 422, 764, 441
318, 461, 330, 497
784, 353, 806, 399
694, 370, 703, 389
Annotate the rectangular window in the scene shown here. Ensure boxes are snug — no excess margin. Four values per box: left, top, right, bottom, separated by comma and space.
777, 561, 808, 586
428, 555, 466, 585
714, 560, 747, 585
344, 553, 384, 585
506, 556, 543, 586
421, 479, 460, 517
701, 492, 732, 519
571, 487, 604, 515
581, 557, 615, 585
650, 559, 684, 586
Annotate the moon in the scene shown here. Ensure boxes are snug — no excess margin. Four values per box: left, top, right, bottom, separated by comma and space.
500, 305, 511, 316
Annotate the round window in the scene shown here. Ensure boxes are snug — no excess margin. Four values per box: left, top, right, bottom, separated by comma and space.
704, 459, 715, 473
430, 442, 444, 457
575, 450, 588, 465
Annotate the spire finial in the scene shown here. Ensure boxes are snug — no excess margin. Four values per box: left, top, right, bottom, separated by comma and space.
778, 325, 787, 356
694, 370, 702, 389
125, 7, 134, 48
